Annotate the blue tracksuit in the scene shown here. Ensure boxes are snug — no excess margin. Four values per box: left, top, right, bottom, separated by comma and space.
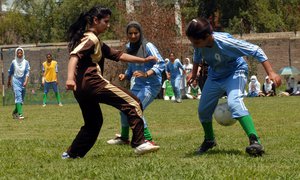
166, 59, 184, 100
121, 42, 165, 128
193, 32, 267, 122
8, 59, 30, 103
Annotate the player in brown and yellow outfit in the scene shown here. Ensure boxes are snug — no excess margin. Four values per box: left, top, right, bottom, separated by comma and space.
62, 6, 159, 159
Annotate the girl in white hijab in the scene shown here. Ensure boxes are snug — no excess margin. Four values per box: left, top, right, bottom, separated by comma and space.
247, 75, 261, 97
7, 47, 30, 120
262, 76, 276, 96
182, 57, 193, 95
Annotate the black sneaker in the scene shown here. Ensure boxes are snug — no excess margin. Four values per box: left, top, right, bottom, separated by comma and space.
196, 139, 217, 155
246, 134, 265, 157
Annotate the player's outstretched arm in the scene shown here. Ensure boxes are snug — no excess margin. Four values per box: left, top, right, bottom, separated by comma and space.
261, 60, 281, 87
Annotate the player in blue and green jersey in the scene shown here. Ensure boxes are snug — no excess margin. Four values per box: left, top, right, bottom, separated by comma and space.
107, 21, 165, 146
186, 18, 282, 156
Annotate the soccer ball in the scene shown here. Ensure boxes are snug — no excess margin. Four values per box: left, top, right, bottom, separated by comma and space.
213, 102, 237, 126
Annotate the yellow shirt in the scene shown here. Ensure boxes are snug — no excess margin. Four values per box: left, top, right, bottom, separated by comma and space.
42, 60, 58, 82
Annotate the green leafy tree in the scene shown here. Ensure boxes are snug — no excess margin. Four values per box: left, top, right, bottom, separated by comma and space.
181, 0, 300, 34
0, 0, 119, 44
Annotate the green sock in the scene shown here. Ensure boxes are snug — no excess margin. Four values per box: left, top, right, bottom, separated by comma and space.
144, 127, 153, 141
13, 104, 18, 113
55, 92, 61, 103
16, 103, 23, 115
121, 127, 129, 140
201, 121, 214, 140
237, 115, 261, 144
43, 94, 47, 104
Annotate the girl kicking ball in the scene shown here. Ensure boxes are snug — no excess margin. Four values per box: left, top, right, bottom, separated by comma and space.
186, 18, 281, 156
63, 5, 159, 159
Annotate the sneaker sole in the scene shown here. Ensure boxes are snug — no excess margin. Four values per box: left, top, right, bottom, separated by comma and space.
135, 146, 160, 155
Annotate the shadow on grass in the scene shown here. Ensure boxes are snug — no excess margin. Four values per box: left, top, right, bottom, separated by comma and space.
184, 148, 243, 158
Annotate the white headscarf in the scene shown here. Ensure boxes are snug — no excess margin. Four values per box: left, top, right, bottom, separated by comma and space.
183, 58, 193, 74
263, 76, 273, 93
249, 75, 261, 93
14, 47, 27, 78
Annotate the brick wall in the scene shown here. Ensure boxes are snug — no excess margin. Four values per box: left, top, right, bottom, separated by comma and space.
1, 32, 300, 92
0, 41, 129, 93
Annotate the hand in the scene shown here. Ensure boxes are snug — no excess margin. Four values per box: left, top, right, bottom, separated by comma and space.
268, 72, 282, 87
119, 74, 126, 81
7, 81, 11, 88
23, 82, 27, 87
66, 79, 76, 91
144, 56, 158, 62
187, 75, 196, 86
133, 71, 145, 78
41, 81, 44, 87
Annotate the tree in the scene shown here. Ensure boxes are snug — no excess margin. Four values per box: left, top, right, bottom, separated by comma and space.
181, 0, 300, 34
0, 0, 119, 44
114, 0, 186, 59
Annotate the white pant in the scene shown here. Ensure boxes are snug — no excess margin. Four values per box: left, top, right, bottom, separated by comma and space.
164, 96, 175, 101
186, 94, 201, 99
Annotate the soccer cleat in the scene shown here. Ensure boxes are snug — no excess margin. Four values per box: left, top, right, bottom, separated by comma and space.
12, 112, 18, 119
58, 103, 63, 106
196, 139, 217, 155
61, 152, 70, 159
246, 134, 265, 157
134, 141, 160, 155
18, 114, 25, 120
42, 104, 46, 107
107, 134, 130, 145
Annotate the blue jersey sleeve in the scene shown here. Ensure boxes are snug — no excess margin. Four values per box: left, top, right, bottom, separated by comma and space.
216, 33, 268, 62
175, 59, 184, 70
165, 62, 170, 73
146, 42, 165, 75
193, 48, 203, 64
8, 61, 15, 77
25, 60, 30, 77
125, 63, 133, 80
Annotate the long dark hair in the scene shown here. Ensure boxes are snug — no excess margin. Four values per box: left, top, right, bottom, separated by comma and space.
67, 6, 112, 52
185, 18, 212, 40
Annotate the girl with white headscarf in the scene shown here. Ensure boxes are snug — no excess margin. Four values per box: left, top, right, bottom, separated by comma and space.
247, 75, 261, 97
182, 57, 193, 94
262, 76, 276, 96
7, 47, 30, 120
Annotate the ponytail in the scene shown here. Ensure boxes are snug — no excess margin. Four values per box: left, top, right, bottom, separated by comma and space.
67, 12, 89, 52
67, 6, 112, 52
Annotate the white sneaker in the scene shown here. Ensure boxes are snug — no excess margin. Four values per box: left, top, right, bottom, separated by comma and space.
107, 134, 130, 145
42, 104, 46, 107
61, 152, 70, 159
176, 99, 182, 103
134, 141, 160, 155
58, 103, 63, 106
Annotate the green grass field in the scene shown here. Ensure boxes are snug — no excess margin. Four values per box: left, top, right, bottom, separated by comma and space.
0, 97, 299, 179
